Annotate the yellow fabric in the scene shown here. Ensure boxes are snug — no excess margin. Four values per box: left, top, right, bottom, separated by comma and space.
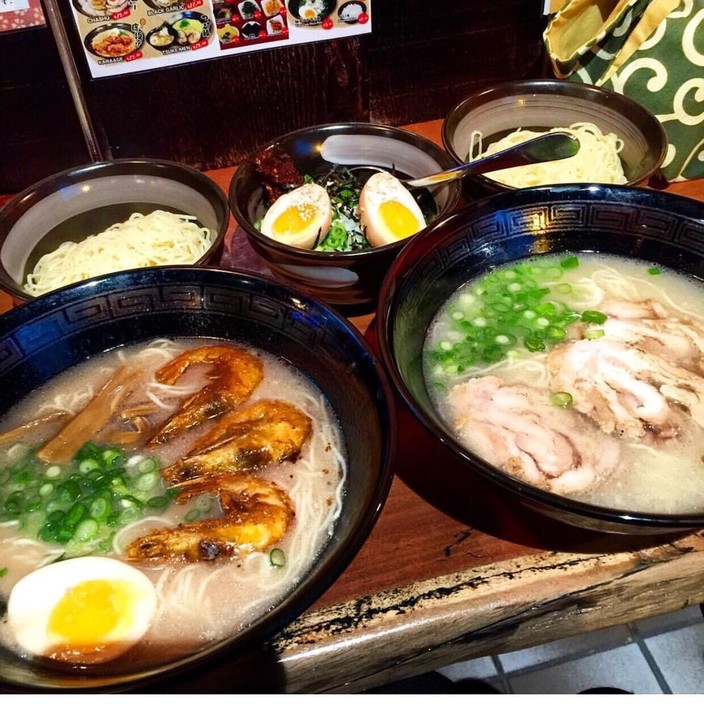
599, 0, 681, 82
545, 0, 636, 73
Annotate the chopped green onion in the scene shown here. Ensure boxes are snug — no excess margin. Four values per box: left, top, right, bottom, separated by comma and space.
184, 509, 201, 522
135, 471, 159, 492
78, 459, 100, 474
648, 266, 661, 275
0, 441, 172, 555
581, 310, 608, 325
430, 256, 594, 376
524, 336, 547, 352
147, 495, 169, 510
74, 518, 99, 542
64, 503, 87, 528
137, 458, 158, 474
550, 391, 574, 408
585, 328, 606, 340
89, 496, 111, 521
269, 548, 286, 568
545, 325, 566, 342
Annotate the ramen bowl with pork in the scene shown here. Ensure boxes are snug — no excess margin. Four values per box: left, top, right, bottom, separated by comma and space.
0, 267, 395, 691
0, 159, 229, 305
377, 184, 704, 535
228, 123, 462, 313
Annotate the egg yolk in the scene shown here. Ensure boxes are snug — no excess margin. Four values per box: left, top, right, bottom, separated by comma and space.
48, 579, 134, 645
272, 203, 320, 238
379, 200, 422, 240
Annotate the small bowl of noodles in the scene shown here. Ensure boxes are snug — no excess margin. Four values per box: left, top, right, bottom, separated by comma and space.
0, 159, 229, 305
442, 79, 667, 198
0, 266, 395, 691
377, 183, 704, 535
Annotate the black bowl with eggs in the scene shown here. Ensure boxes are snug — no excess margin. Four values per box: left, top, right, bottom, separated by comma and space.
0, 266, 396, 691
377, 183, 704, 536
228, 122, 463, 313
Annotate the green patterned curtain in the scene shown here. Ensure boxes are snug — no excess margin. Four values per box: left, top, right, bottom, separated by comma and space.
545, 0, 704, 182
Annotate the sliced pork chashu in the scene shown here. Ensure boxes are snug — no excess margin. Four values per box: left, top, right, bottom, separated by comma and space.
547, 338, 704, 440
447, 375, 620, 495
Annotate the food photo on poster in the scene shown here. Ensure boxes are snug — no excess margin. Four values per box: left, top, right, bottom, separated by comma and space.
67, 0, 372, 77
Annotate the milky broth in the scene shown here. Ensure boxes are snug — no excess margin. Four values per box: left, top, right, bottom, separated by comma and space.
0, 338, 346, 670
423, 254, 704, 514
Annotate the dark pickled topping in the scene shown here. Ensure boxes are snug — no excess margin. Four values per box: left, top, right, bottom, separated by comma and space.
254, 144, 305, 204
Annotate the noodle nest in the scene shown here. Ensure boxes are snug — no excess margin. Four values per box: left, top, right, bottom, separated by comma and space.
469, 122, 627, 188
23, 210, 214, 296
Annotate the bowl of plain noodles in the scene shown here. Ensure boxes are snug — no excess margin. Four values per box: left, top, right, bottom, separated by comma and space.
0, 159, 230, 305
0, 266, 395, 692
442, 79, 668, 198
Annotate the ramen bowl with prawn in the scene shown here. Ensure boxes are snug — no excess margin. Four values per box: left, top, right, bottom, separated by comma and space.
0, 159, 229, 305
0, 266, 395, 691
377, 183, 704, 535
442, 79, 667, 199
228, 122, 462, 314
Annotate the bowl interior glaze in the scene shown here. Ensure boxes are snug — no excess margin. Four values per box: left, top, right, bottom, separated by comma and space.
0, 267, 395, 691
442, 79, 668, 195
377, 184, 704, 535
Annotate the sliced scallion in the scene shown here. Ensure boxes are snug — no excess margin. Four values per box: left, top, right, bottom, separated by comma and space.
269, 548, 286, 568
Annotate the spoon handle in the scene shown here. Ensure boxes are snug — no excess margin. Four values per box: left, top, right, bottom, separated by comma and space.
404, 131, 580, 189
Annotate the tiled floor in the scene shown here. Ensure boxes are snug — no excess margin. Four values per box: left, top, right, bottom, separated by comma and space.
435, 604, 704, 694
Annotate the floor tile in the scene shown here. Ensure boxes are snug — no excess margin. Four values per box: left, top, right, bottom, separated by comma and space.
437, 655, 498, 682
508, 643, 663, 694
633, 605, 703, 638
644, 622, 704, 694
498, 624, 631, 674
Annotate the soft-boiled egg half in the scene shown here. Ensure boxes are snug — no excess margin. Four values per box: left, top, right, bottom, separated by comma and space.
359, 172, 427, 247
7, 556, 157, 664
260, 183, 332, 249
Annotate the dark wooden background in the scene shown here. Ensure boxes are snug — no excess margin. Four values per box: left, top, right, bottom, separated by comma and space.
2, 0, 548, 193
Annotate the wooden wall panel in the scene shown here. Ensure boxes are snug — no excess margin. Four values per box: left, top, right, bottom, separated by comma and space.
0, 25, 90, 193
1, 0, 547, 192
366, 2, 547, 126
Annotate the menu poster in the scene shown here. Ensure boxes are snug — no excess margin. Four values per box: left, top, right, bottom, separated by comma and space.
70, 0, 372, 78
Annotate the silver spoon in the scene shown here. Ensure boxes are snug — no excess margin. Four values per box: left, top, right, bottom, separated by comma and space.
403, 131, 580, 189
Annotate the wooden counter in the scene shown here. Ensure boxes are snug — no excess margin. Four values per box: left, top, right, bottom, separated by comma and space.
2, 121, 704, 694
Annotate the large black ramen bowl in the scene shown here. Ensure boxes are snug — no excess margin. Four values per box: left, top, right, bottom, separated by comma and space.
377, 184, 704, 535
229, 122, 462, 314
0, 267, 395, 692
